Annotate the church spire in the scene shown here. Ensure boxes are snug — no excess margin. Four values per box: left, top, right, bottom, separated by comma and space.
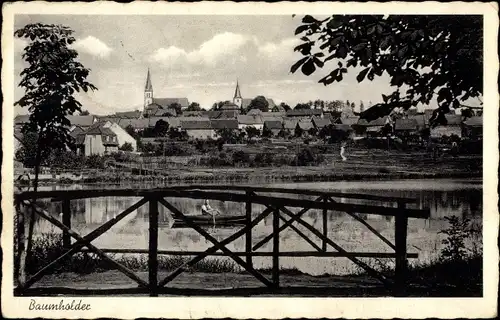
144, 68, 154, 111
233, 79, 243, 108
234, 79, 242, 99
145, 68, 153, 91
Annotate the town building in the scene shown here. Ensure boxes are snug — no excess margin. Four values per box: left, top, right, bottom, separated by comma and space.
263, 120, 283, 136
143, 68, 189, 116
75, 120, 137, 156
286, 109, 323, 118
180, 119, 216, 140
462, 116, 483, 139
237, 114, 264, 131
430, 114, 463, 139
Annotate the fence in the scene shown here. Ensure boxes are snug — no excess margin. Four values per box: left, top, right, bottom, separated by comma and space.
14, 185, 430, 296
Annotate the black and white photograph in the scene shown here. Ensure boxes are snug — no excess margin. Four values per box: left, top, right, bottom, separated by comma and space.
2, 1, 498, 319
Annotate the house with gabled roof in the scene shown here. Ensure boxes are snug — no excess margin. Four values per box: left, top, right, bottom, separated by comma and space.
114, 110, 142, 119
118, 118, 149, 131
355, 116, 392, 137
263, 120, 283, 136
283, 119, 298, 132
296, 120, 314, 131
180, 119, 215, 140
335, 116, 359, 126
462, 116, 483, 139
286, 108, 323, 118
394, 118, 419, 136
207, 110, 239, 119
237, 114, 264, 131
76, 120, 137, 156
430, 114, 463, 139
210, 119, 239, 131
312, 116, 331, 130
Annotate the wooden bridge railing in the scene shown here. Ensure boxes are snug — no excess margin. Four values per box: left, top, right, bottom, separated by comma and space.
14, 185, 430, 297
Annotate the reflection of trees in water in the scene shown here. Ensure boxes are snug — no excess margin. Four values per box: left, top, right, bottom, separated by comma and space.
419, 190, 482, 219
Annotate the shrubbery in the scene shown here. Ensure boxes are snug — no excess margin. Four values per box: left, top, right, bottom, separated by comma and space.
291, 147, 325, 166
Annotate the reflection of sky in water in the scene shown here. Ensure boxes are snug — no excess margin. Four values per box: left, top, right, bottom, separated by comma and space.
27, 179, 482, 276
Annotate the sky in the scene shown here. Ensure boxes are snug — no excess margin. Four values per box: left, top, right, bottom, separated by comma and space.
13, 14, 481, 116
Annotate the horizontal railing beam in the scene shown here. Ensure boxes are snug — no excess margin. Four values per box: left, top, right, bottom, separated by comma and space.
17, 189, 429, 218
16, 185, 417, 204
78, 248, 418, 258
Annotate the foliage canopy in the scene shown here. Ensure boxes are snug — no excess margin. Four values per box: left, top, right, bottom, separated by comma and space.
291, 15, 482, 125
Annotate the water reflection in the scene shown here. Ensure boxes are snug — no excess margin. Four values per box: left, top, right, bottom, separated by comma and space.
25, 179, 482, 276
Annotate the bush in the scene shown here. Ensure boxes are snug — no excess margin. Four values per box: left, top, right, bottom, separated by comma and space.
439, 216, 475, 262
48, 150, 85, 169
292, 147, 324, 166
232, 150, 250, 164
119, 142, 133, 152
111, 151, 133, 163
85, 154, 106, 169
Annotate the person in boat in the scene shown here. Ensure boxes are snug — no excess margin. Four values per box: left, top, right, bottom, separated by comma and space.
201, 199, 220, 217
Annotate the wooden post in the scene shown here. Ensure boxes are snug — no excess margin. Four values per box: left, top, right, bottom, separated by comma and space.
62, 199, 71, 249
395, 201, 408, 295
322, 196, 328, 252
245, 191, 253, 268
148, 197, 159, 297
272, 207, 280, 288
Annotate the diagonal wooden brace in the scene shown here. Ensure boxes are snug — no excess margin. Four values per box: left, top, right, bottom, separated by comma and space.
159, 199, 273, 288
252, 195, 323, 251
158, 199, 273, 287
279, 206, 392, 287
325, 196, 396, 251
19, 199, 149, 290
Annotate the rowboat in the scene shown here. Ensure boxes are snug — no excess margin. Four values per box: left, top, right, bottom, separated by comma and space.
164, 214, 246, 229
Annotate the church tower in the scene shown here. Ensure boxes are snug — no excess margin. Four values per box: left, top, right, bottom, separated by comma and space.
144, 68, 153, 110
233, 79, 242, 108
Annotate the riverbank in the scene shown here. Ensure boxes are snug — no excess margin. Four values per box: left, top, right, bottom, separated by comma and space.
22, 256, 481, 297
15, 153, 482, 188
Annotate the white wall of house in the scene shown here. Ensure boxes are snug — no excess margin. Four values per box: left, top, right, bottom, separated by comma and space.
238, 124, 264, 131
107, 122, 137, 151
187, 129, 216, 140
430, 125, 462, 138
84, 134, 105, 156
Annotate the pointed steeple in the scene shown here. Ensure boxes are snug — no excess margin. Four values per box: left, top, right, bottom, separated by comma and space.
145, 68, 153, 91
233, 79, 242, 99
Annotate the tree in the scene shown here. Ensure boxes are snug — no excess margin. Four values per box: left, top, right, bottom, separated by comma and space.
295, 103, 311, 110
313, 99, 324, 109
291, 15, 482, 126
153, 119, 169, 137
278, 129, 291, 139
461, 107, 475, 120
247, 96, 269, 112
125, 124, 138, 139
186, 102, 202, 111
15, 131, 39, 167
294, 125, 304, 137
245, 126, 260, 140
15, 23, 97, 193
276, 102, 291, 112
79, 109, 90, 116
211, 101, 228, 111
168, 102, 182, 115
119, 142, 133, 152
216, 128, 239, 144
262, 125, 273, 138
308, 127, 318, 136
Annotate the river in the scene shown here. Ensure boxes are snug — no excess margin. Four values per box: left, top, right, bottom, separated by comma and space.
24, 178, 483, 276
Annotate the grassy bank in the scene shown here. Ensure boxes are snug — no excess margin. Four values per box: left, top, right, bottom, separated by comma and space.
16, 232, 482, 296
15, 158, 482, 189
